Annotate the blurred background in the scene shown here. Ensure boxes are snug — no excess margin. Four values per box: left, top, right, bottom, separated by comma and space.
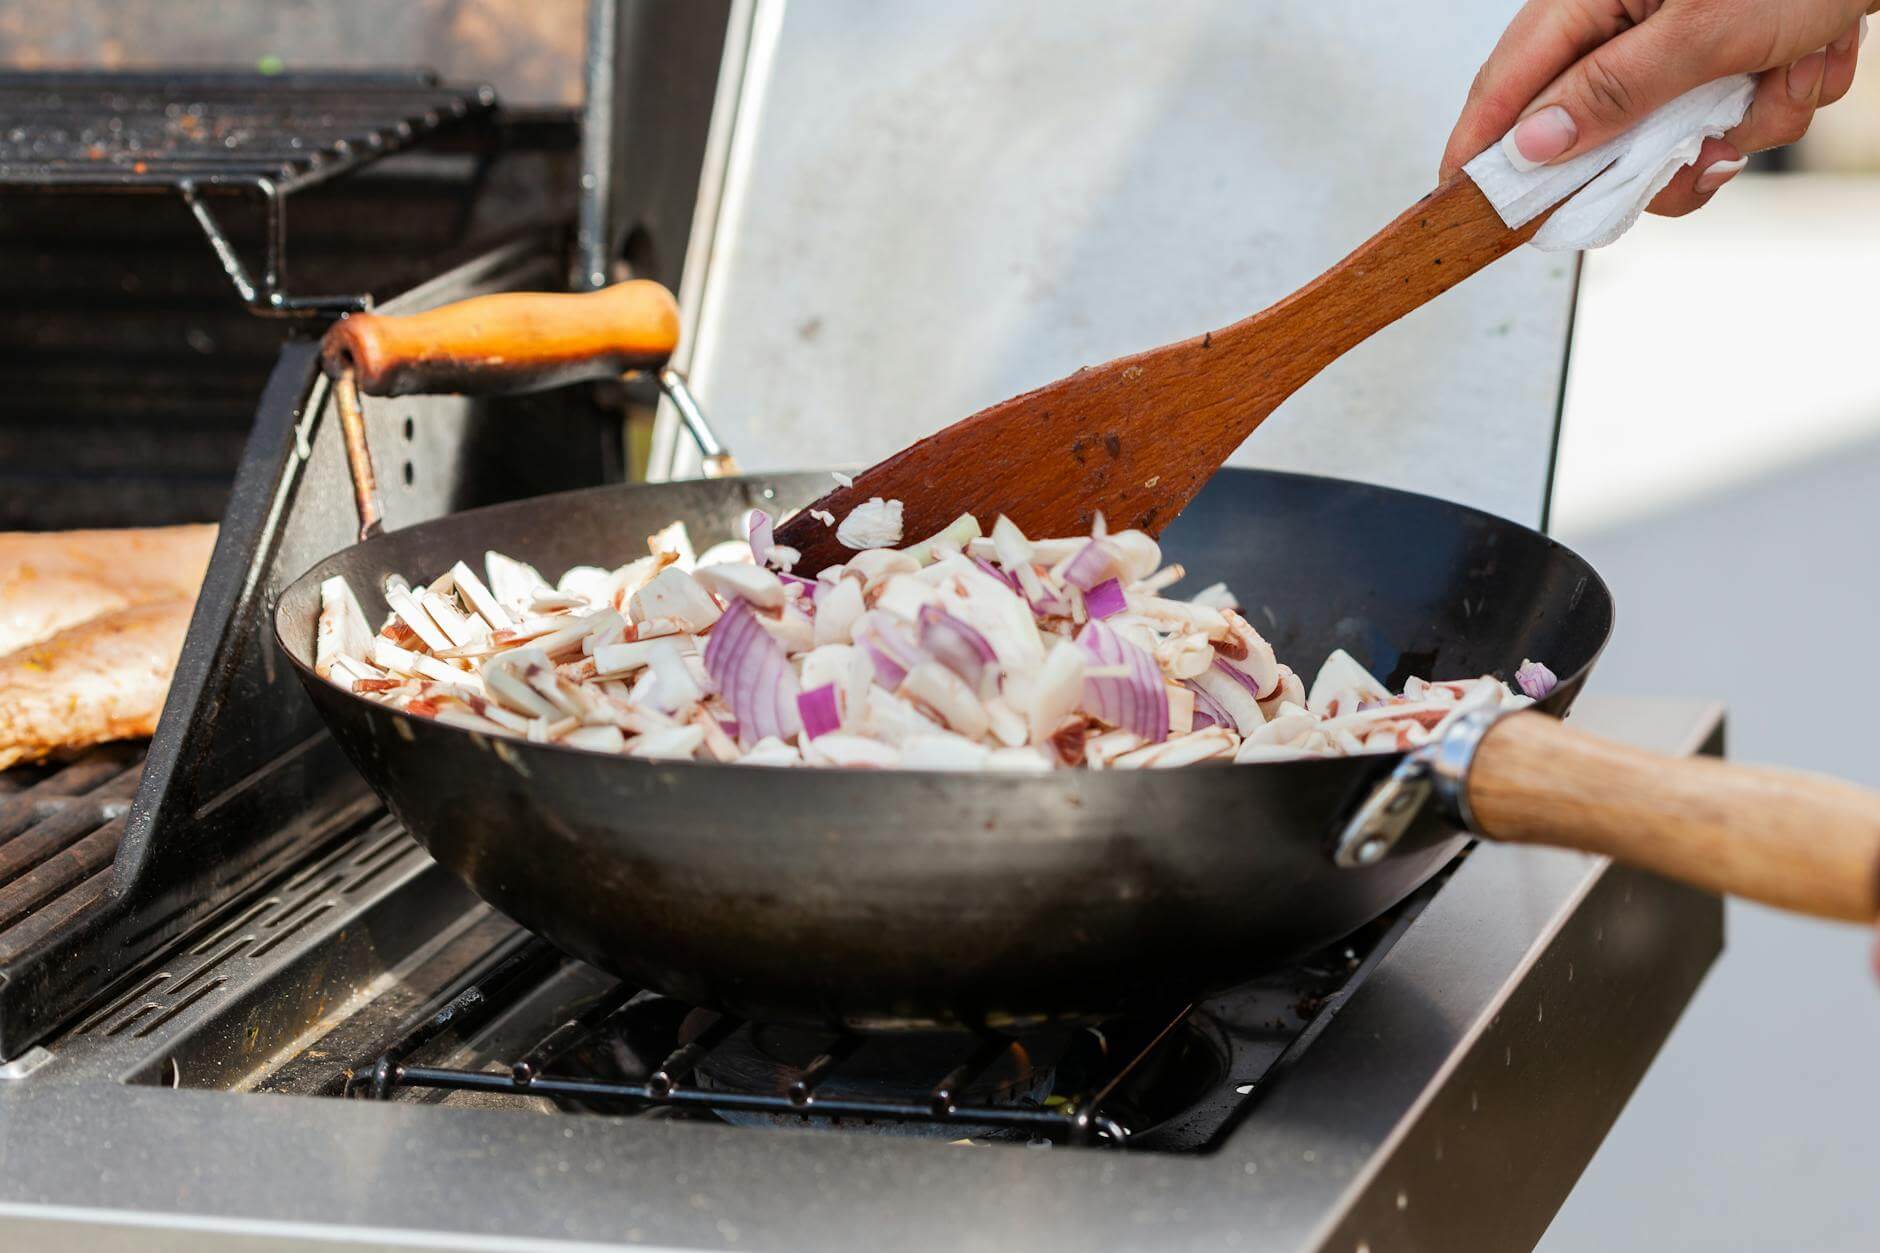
1538, 118, 1880, 1249
2, 2, 1877, 1248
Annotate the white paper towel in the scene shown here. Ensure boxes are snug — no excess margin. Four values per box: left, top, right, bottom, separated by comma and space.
1464, 75, 1756, 251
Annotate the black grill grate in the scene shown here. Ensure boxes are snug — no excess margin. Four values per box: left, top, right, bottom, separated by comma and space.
358, 947, 1141, 1146
0, 71, 493, 190
0, 70, 497, 314
0, 744, 144, 964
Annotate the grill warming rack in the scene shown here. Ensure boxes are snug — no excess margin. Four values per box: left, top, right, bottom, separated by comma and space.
0, 70, 497, 315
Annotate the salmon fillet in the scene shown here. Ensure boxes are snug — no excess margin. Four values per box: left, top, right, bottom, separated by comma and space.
0, 524, 217, 657
0, 599, 194, 770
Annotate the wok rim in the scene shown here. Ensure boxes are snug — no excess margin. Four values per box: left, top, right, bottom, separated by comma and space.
270, 466, 1611, 781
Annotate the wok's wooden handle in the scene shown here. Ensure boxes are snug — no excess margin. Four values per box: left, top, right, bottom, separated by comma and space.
321, 280, 681, 397
1469, 712, 1880, 922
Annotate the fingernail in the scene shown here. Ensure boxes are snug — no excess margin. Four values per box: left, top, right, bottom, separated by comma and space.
1695, 156, 1748, 195
1862, 15, 1869, 47
1502, 106, 1578, 172
1789, 50, 1827, 100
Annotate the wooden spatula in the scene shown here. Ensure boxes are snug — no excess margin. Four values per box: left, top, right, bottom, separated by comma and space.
776, 172, 1547, 574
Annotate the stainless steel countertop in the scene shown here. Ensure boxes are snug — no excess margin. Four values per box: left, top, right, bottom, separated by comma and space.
0, 696, 1723, 1252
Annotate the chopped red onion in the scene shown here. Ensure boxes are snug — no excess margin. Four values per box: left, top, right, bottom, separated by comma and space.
703, 600, 801, 745
779, 572, 819, 602
1211, 656, 1271, 700
1061, 538, 1119, 591
917, 604, 998, 697
1183, 678, 1232, 730
853, 611, 922, 689
1515, 659, 1558, 700
1075, 620, 1168, 742
797, 683, 842, 739
1084, 578, 1126, 620
972, 556, 1021, 593
744, 509, 775, 569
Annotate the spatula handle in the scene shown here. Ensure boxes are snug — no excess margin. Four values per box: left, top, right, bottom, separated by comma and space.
1250, 173, 1546, 388
321, 280, 681, 397
1468, 713, 1880, 921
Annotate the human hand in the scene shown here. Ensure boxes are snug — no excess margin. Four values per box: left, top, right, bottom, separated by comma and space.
1441, 0, 1873, 216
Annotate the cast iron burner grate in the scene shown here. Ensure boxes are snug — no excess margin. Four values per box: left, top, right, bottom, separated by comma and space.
363, 986, 1159, 1146
0, 70, 497, 314
343, 896, 1426, 1151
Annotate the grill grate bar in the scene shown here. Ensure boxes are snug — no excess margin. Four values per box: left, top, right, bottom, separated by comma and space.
0, 745, 144, 943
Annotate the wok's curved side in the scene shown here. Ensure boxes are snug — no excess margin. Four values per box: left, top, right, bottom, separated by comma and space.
276, 469, 1610, 1030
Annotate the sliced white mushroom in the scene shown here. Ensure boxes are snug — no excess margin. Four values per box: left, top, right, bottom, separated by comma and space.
1189, 664, 1267, 734
873, 574, 940, 620
628, 568, 722, 632
844, 548, 920, 590
1112, 727, 1237, 769
982, 697, 1029, 748
1130, 595, 1228, 640
646, 521, 697, 570
1104, 530, 1162, 583
557, 565, 613, 605
1307, 649, 1392, 717
315, 576, 373, 680
628, 724, 707, 760
561, 724, 628, 754
1165, 682, 1195, 735
1025, 640, 1085, 744
1154, 631, 1215, 680
741, 736, 803, 766
485, 550, 552, 614
1190, 581, 1239, 612
693, 562, 785, 610
645, 640, 703, 714
695, 539, 754, 568
421, 590, 485, 649
383, 584, 455, 652
898, 662, 990, 739
812, 578, 866, 647
1258, 665, 1306, 719
804, 732, 900, 768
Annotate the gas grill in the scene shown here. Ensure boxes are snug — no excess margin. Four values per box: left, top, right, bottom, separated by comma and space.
0, 6, 1721, 1250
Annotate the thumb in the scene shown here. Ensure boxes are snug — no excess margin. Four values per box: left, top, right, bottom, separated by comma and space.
1502, 11, 1721, 170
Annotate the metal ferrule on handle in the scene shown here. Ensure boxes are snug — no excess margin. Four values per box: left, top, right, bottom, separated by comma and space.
1333, 708, 1505, 869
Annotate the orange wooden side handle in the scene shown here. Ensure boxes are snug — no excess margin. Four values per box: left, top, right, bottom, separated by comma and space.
321, 280, 681, 397
1468, 712, 1880, 922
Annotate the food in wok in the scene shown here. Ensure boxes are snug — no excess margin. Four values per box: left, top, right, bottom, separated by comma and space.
311, 497, 1551, 770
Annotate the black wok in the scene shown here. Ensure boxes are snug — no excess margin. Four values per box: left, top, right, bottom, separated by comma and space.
278, 279, 1879, 1032
276, 467, 1610, 1030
